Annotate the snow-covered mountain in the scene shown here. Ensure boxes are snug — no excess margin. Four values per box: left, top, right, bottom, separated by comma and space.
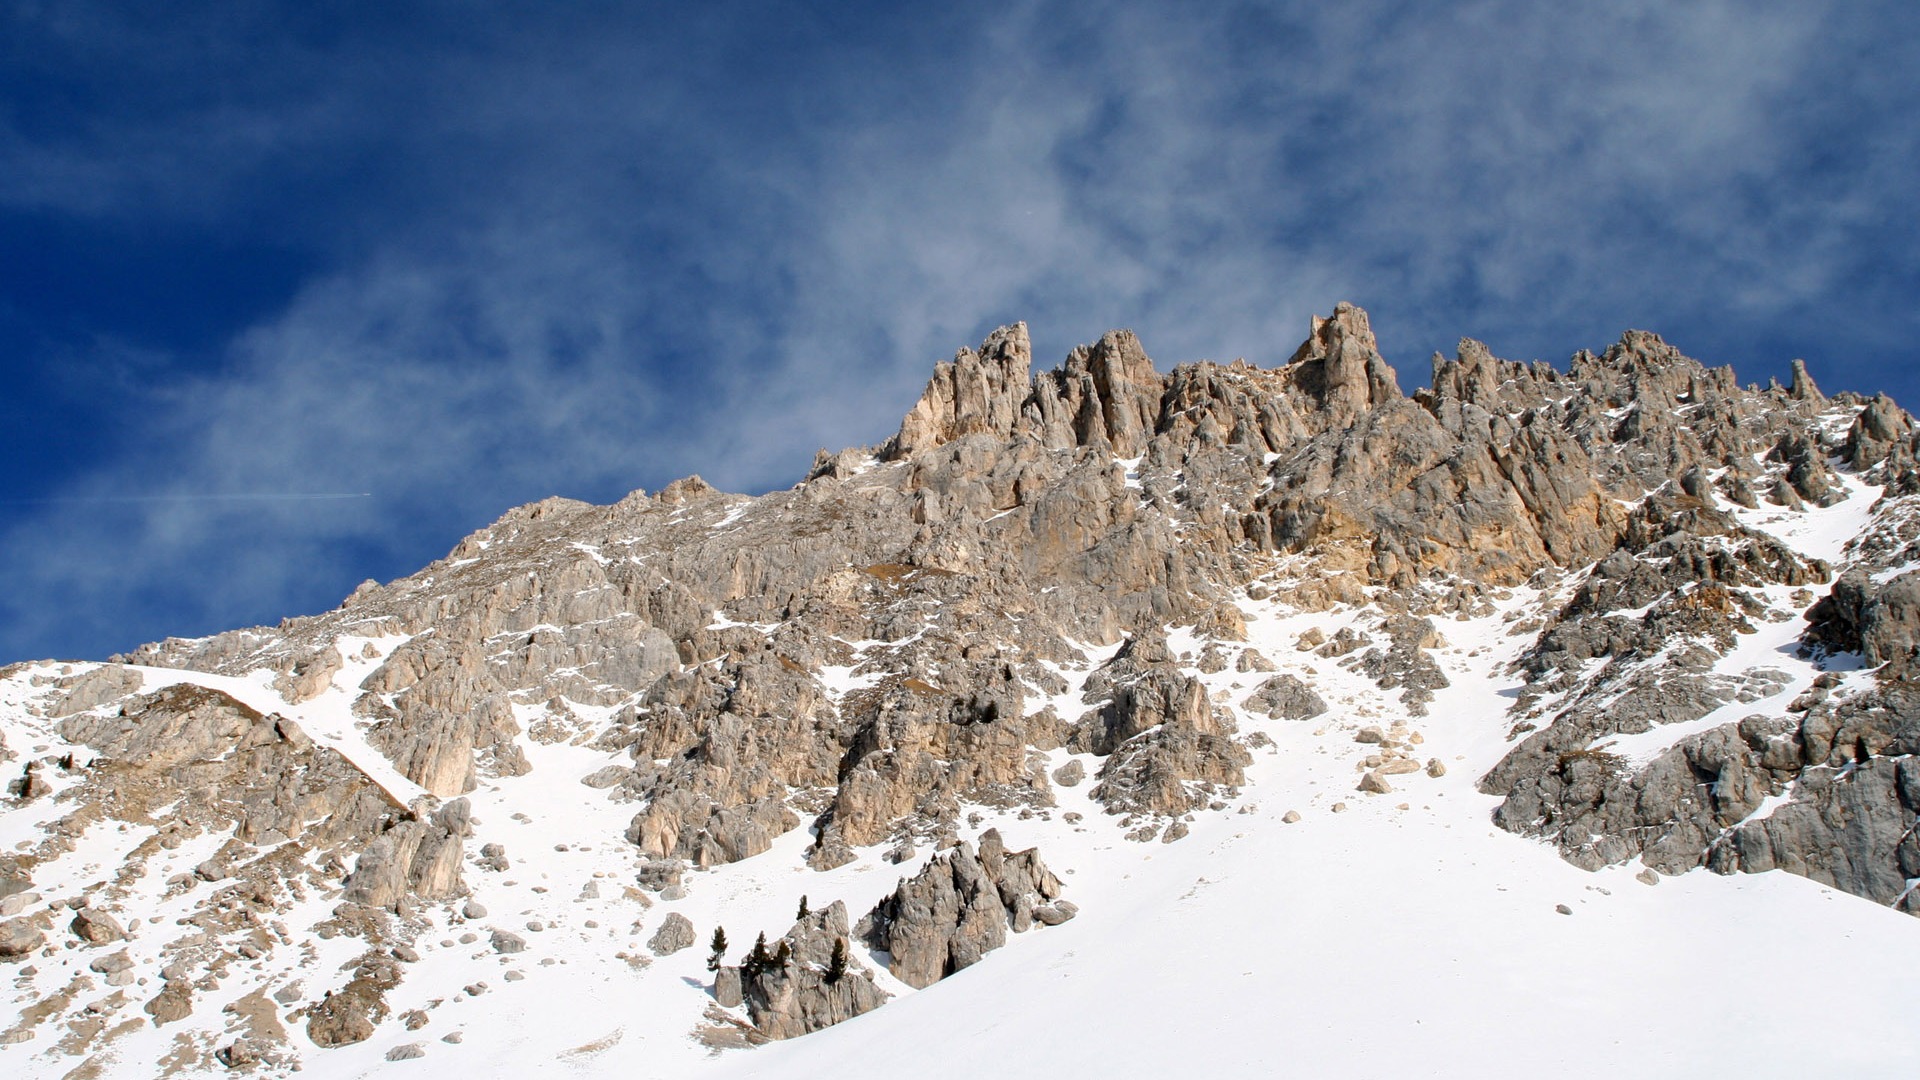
8, 302, 1920, 1078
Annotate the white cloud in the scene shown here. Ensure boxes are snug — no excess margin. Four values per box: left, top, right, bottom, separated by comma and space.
3, 0, 1915, 659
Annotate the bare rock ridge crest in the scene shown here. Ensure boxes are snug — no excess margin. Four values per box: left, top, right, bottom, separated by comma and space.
5, 300, 1920, 1068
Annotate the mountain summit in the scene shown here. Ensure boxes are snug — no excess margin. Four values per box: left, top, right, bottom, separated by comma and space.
7, 304, 1920, 1076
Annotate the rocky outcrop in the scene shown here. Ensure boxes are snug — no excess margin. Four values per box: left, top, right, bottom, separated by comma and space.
1071, 631, 1251, 819
342, 798, 471, 912
13, 299, 1920, 1067
1804, 568, 1920, 668
1242, 674, 1328, 721
856, 830, 1070, 989
722, 901, 887, 1040
305, 952, 401, 1048
1282, 301, 1402, 426
120, 301, 1859, 888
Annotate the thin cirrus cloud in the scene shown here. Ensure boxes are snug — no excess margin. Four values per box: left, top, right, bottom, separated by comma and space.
1, 0, 1915, 662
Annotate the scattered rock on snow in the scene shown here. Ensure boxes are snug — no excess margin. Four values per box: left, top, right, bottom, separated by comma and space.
649, 912, 696, 956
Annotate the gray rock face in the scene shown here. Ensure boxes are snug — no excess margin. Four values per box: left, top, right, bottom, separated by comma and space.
713, 966, 743, 1008
112, 303, 1767, 889
1072, 632, 1251, 819
1805, 568, 1920, 667
856, 830, 1066, 989
648, 912, 696, 956
342, 798, 471, 912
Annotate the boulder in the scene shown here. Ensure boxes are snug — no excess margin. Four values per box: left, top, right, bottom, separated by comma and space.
0, 918, 45, 960
649, 912, 696, 956
70, 907, 125, 945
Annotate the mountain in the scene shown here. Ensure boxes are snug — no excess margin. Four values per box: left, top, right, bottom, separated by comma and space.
7, 302, 1920, 1077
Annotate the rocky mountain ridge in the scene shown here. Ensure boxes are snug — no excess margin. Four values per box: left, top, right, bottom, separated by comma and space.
5, 301, 1920, 1076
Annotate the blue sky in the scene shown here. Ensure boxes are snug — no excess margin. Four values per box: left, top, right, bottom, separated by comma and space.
2, 0, 1917, 662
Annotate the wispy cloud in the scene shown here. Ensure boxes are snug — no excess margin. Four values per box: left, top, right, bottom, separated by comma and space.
2, 1, 1915, 660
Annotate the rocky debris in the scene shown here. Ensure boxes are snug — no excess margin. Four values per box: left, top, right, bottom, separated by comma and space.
857, 830, 1066, 989
69, 907, 125, 945
1091, 720, 1250, 820
1033, 900, 1078, 926
580, 764, 628, 789
1051, 760, 1086, 787
305, 952, 401, 1048
146, 980, 193, 1024
387, 1043, 426, 1061
1358, 770, 1393, 795
88, 949, 133, 977
649, 912, 696, 956
491, 930, 526, 955
271, 645, 342, 705
724, 901, 887, 1040
216, 1039, 257, 1069
0, 917, 44, 960
1242, 674, 1328, 721
1485, 664, 1920, 902
635, 859, 685, 893
1481, 489, 1838, 871
5, 760, 51, 801
1351, 617, 1450, 715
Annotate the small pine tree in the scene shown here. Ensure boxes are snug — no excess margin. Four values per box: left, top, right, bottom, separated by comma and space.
743, 931, 770, 979
796, 895, 810, 920
773, 940, 793, 968
826, 937, 848, 983
707, 926, 728, 972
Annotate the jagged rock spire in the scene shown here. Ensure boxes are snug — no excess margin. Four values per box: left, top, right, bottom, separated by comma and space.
887, 322, 1034, 458
1283, 301, 1402, 423
1789, 358, 1824, 402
